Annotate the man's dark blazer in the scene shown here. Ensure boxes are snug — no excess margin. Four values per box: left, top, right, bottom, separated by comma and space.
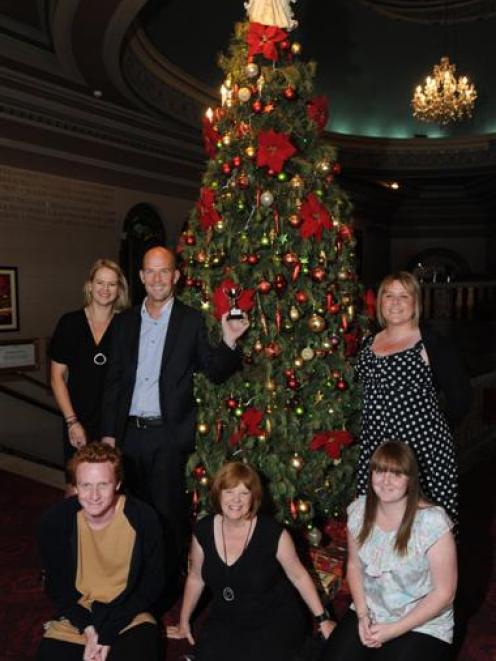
102, 298, 242, 451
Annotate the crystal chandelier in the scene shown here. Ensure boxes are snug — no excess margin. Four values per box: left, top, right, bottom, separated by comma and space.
412, 56, 477, 124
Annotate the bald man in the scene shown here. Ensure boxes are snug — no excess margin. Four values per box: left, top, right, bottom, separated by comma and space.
102, 247, 248, 599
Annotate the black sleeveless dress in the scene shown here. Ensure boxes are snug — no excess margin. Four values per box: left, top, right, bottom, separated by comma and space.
194, 514, 308, 661
355, 336, 458, 524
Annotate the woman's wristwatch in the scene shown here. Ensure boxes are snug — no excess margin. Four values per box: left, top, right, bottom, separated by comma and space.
314, 609, 331, 624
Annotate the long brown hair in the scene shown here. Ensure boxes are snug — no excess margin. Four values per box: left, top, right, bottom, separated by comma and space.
357, 440, 424, 555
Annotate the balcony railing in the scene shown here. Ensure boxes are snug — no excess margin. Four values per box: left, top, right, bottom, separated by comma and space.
422, 281, 496, 321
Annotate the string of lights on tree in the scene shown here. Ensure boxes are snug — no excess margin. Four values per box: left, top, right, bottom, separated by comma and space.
177, 19, 370, 543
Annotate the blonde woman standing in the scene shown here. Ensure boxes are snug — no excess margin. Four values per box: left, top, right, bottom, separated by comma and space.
49, 259, 128, 489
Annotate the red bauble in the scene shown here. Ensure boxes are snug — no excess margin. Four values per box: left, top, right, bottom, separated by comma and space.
193, 465, 206, 479
282, 251, 299, 267
284, 368, 295, 378
257, 279, 272, 295
237, 174, 249, 188
291, 263, 301, 282
287, 378, 300, 390
264, 342, 281, 359
185, 276, 195, 287
336, 379, 348, 391
252, 99, 263, 113
295, 290, 308, 305
332, 163, 342, 175
247, 254, 260, 265
280, 39, 290, 50
232, 155, 241, 168
310, 266, 326, 283
283, 86, 297, 100
222, 162, 232, 175
339, 225, 352, 240
267, 168, 276, 177
185, 234, 196, 246
273, 273, 288, 294
226, 397, 238, 410
329, 303, 341, 315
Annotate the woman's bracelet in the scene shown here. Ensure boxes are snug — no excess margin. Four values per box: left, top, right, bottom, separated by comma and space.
65, 416, 79, 428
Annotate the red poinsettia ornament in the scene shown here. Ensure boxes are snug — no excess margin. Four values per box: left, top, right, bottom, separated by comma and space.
229, 407, 264, 446
309, 430, 353, 459
306, 96, 329, 132
212, 278, 256, 320
257, 129, 296, 174
246, 22, 288, 62
202, 116, 221, 158
196, 187, 221, 232
299, 193, 332, 240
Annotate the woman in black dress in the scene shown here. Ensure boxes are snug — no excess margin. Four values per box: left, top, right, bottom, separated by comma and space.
356, 271, 471, 525
49, 259, 128, 491
168, 462, 335, 661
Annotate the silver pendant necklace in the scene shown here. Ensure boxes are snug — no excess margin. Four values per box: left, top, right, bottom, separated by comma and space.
221, 516, 253, 602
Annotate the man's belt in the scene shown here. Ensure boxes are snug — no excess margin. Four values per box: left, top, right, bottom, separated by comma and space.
127, 415, 164, 429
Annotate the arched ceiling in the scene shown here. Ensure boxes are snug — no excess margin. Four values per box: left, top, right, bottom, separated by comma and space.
140, 0, 496, 139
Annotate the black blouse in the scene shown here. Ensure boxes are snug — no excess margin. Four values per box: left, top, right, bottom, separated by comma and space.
49, 309, 114, 439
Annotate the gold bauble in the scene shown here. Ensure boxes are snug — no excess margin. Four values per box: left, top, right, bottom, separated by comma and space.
265, 378, 277, 392
308, 314, 326, 333
222, 133, 232, 146
322, 340, 332, 350
288, 214, 301, 228
199, 476, 209, 487
238, 87, 252, 103
290, 454, 303, 470
290, 174, 304, 189
245, 145, 256, 158
245, 62, 259, 78
291, 42, 302, 55
214, 220, 225, 232
294, 357, 304, 369
316, 160, 331, 173
297, 499, 310, 513
338, 270, 348, 280
254, 340, 263, 353
289, 305, 300, 321
197, 422, 209, 435
301, 346, 315, 361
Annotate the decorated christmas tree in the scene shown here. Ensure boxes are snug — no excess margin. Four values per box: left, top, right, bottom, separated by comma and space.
178, 1, 365, 542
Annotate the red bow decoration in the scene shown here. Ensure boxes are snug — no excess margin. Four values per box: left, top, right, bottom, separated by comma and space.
256, 129, 297, 174
229, 407, 264, 446
299, 193, 332, 240
306, 96, 329, 132
343, 329, 360, 357
309, 430, 353, 459
363, 289, 377, 318
202, 116, 221, 158
246, 22, 288, 61
212, 278, 256, 320
196, 187, 221, 232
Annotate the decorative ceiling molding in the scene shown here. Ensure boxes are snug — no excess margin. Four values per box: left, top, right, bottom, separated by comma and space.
356, 0, 496, 24
50, 0, 86, 84
122, 27, 216, 129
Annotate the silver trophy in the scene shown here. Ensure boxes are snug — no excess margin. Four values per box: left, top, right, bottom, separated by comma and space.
225, 286, 244, 320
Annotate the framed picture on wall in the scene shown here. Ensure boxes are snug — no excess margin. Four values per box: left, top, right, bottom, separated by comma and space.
0, 266, 19, 332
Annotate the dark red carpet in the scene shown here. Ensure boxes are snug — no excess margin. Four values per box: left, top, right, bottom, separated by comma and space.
0, 459, 494, 660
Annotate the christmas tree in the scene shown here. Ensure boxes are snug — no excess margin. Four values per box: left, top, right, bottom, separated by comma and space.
178, 2, 365, 541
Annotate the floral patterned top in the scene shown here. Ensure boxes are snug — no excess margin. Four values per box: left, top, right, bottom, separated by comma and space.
347, 496, 454, 643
